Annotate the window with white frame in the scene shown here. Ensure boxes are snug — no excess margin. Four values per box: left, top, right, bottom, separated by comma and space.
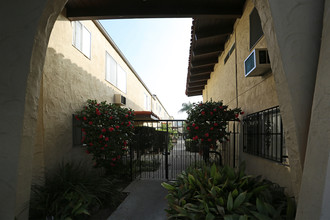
105, 52, 127, 93
117, 65, 127, 93
144, 93, 150, 111
72, 21, 91, 58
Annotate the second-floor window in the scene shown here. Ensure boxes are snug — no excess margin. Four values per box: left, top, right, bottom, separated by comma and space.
72, 21, 91, 58
105, 52, 127, 93
144, 93, 150, 111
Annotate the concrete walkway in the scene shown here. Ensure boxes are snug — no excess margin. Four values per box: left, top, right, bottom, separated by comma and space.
108, 179, 168, 220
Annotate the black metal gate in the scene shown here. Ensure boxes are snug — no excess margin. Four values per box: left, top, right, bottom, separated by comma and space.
128, 120, 239, 180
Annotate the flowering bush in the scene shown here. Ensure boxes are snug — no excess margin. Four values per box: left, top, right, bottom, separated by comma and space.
186, 101, 243, 151
75, 100, 134, 171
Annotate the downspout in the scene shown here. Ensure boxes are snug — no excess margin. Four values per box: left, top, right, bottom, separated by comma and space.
233, 30, 238, 168
235, 31, 239, 108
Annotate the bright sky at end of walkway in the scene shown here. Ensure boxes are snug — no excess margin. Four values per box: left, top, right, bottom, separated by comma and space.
99, 19, 202, 119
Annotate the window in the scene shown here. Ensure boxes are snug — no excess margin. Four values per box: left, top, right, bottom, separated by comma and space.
72, 21, 91, 58
117, 65, 127, 93
250, 8, 263, 49
144, 93, 150, 111
157, 103, 161, 113
105, 52, 117, 85
105, 52, 127, 93
243, 106, 288, 164
224, 43, 236, 64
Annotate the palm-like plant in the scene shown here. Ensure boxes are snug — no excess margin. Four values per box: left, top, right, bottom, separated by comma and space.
178, 102, 193, 113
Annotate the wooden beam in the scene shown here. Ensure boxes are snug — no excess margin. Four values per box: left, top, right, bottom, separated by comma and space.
193, 46, 224, 56
194, 26, 233, 40
191, 57, 218, 68
186, 90, 203, 97
187, 81, 207, 88
189, 74, 210, 82
66, 4, 243, 20
190, 66, 213, 75
187, 85, 205, 91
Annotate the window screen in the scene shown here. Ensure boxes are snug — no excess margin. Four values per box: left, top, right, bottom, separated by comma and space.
105, 52, 127, 93
73, 21, 91, 58
117, 65, 127, 93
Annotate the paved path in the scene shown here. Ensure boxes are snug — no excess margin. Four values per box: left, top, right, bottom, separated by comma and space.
108, 179, 168, 220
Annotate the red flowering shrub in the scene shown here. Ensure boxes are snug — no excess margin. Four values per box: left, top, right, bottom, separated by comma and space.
186, 101, 242, 152
75, 100, 134, 172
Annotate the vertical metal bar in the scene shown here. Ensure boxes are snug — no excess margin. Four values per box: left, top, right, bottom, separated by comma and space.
276, 107, 282, 161
271, 109, 274, 160
280, 110, 283, 163
256, 114, 259, 156
274, 109, 277, 161
233, 122, 236, 168
139, 127, 142, 179
165, 120, 169, 179
130, 141, 133, 181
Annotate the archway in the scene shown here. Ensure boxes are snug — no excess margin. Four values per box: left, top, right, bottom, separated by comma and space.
1, 0, 328, 219
0, 0, 67, 219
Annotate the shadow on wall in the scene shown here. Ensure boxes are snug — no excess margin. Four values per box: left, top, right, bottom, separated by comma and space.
32, 48, 142, 180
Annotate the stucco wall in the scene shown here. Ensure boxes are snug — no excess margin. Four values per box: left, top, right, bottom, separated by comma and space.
34, 11, 170, 176
297, 0, 330, 218
203, 0, 292, 194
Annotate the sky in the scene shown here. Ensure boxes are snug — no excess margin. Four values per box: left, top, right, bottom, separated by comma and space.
99, 19, 202, 119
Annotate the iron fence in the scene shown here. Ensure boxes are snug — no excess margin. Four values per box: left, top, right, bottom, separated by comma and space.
72, 116, 241, 180
128, 119, 240, 180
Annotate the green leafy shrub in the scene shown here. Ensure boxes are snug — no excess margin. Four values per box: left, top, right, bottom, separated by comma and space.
162, 163, 296, 220
132, 126, 167, 154
186, 101, 242, 162
75, 99, 135, 173
186, 101, 242, 146
29, 162, 123, 220
185, 139, 199, 153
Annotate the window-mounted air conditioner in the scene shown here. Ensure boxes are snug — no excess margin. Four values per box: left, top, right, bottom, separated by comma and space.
244, 49, 271, 77
114, 94, 126, 106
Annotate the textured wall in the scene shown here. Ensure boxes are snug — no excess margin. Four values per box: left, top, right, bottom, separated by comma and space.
204, 0, 293, 195
35, 12, 170, 176
297, 0, 330, 218
254, 0, 325, 201
0, 0, 67, 219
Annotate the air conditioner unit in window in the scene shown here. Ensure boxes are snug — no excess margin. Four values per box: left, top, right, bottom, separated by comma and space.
114, 94, 126, 106
244, 49, 271, 77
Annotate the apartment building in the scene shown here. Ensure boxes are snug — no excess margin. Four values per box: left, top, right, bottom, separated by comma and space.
186, 0, 292, 195
32, 10, 171, 178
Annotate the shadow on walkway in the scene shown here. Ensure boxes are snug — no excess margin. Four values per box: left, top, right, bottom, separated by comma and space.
108, 179, 168, 220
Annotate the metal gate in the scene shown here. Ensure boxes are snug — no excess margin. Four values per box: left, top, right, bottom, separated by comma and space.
129, 120, 239, 180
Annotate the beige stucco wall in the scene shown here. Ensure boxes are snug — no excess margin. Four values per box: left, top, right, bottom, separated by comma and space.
297, 0, 330, 218
203, 0, 292, 195
0, 0, 67, 218
253, 0, 324, 204
33, 11, 170, 176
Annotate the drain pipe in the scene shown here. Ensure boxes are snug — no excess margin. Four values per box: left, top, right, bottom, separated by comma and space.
233, 31, 239, 168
